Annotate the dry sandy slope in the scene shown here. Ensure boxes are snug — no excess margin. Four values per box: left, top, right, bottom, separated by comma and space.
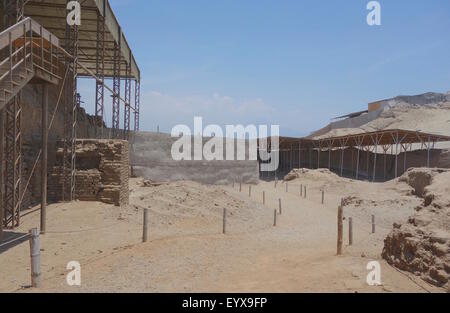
0, 174, 445, 293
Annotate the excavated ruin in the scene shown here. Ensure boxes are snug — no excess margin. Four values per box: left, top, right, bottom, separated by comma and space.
383, 168, 450, 288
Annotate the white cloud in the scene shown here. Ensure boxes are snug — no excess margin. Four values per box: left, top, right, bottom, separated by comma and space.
140, 90, 278, 132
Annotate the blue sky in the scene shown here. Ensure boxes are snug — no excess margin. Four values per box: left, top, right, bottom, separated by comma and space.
79, 0, 450, 136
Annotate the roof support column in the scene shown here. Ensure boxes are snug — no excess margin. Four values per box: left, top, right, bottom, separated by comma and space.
328, 140, 332, 170
4, 94, 22, 228
298, 141, 301, 169
382, 145, 389, 181
124, 60, 131, 140
95, 11, 105, 139
316, 141, 321, 169
356, 146, 360, 180
62, 0, 79, 202
2, 2, 23, 229
290, 144, 293, 171
112, 29, 122, 138
351, 147, 354, 177
309, 148, 312, 169
401, 143, 409, 175
394, 132, 399, 178
371, 133, 379, 182
40, 84, 48, 234
365, 146, 370, 181
134, 79, 140, 132
339, 139, 348, 177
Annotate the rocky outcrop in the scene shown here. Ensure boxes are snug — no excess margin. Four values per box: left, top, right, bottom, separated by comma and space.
383, 168, 450, 288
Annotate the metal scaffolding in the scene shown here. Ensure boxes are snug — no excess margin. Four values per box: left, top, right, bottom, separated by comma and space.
95, 11, 105, 139
2, 0, 24, 229
3, 95, 22, 228
112, 38, 121, 138
123, 59, 131, 140
134, 79, 140, 132
1, 0, 141, 234
62, 1, 79, 202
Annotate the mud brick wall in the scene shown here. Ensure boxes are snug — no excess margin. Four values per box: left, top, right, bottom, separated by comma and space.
49, 139, 129, 206
130, 132, 260, 184
17, 81, 105, 210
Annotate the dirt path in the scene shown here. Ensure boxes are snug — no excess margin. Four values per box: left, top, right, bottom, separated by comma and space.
0, 176, 444, 293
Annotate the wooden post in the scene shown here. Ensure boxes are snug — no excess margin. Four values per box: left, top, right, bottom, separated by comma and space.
239, 183, 242, 192
223, 208, 227, 234
273, 209, 277, 227
41, 84, 48, 234
263, 191, 265, 205
300, 184, 303, 196
29, 228, 42, 288
321, 190, 324, 205
249, 185, 251, 197
279, 198, 282, 215
142, 208, 148, 242
304, 186, 306, 198
337, 206, 343, 255
349, 217, 353, 246
372, 215, 376, 234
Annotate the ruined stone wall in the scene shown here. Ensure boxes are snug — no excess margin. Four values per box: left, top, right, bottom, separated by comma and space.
48, 139, 129, 206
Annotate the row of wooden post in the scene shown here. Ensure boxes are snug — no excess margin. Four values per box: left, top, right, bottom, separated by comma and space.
141, 200, 375, 255
337, 204, 376, 255
240, 180, 316, 203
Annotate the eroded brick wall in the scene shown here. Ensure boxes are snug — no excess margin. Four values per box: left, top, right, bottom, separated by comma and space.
19, 82, 104, 210
49, 139, 130, 206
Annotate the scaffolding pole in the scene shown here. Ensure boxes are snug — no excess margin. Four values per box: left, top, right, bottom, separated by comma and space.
95, 11, 105, 139
4, 95, 22, 228
112, 31, 121, 138
63, 1, 79, 202
2, 1, 23, 229
134, 79, 140, 132
123, 56, 131, 140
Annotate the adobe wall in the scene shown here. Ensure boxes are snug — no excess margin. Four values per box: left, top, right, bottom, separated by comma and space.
130, 132, 260, 185
20, 82, 103, 210
48, 139, 129, 206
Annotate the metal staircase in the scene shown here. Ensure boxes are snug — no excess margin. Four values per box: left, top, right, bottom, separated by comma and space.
0, 17, 61, 111
1, 17, 61, 228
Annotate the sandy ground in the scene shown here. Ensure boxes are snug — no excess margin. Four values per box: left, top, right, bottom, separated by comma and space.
0, 172, 446, 293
